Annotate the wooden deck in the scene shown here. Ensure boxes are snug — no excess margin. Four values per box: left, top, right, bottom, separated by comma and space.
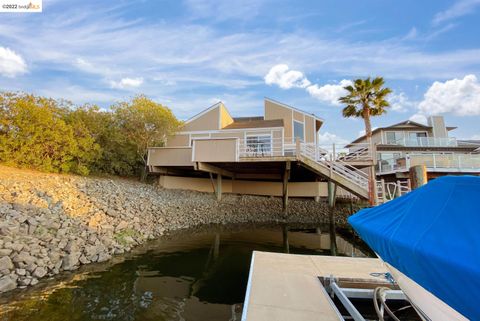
242, 251, 387, 321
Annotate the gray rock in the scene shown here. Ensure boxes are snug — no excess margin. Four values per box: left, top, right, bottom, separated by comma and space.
62, 252, 81, 271
12, 252, 35, 266
30, 278, 39, 286
115, 220, 129, 232
11, 242, 24, 252
97, 252, 111, 263
15, 268, 26, 276
0, 249, 13, 257
0, 275, 16, 292
0, 256, 13, 271
64, 240, 79, 254
18, 277, 31, 286
78, 255, 90, 265
32, 266, 47, 278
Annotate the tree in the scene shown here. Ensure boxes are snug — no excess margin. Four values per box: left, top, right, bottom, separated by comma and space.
67, 104, 137, 176
112, 95, 181, 180
338, 77, 392, 204
0, 92, 100, 175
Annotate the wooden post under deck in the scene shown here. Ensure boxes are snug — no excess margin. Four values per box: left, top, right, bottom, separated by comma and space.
282, 161, 291, 215
327, 181, 337, 208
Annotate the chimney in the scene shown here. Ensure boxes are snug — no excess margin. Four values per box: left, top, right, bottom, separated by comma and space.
428, 116, 448, 138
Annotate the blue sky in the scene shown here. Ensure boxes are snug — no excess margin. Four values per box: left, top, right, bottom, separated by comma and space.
1, 0, 480, 143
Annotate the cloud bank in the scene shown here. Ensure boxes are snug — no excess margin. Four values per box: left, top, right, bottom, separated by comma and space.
265, 64, 351, 105
110, 77, 144, 89
0, 47, 27, 77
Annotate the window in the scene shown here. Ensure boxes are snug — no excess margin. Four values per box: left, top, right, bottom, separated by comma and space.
409, 132, 427, 138
246, 135, 272, 156
385, 131, 403, 144
293, 121, 304, 142
407, 132, 427, 146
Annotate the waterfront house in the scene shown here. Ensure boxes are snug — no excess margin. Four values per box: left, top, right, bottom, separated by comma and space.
147, 98, 373, 204
346, 116, 480, 182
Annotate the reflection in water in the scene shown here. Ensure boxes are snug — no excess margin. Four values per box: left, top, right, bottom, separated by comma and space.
0, 223, 372, 321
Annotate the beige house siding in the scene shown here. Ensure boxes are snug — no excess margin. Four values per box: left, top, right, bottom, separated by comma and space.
166, 134, 189, 147
192, 138, 238, 162
265, 100, 293, 139
182, 105, 220, 132
211, 132, 243, 139
293, 111, 303, 122
148, 147, 193, 166
158, 175, 353, 198
305, 116, 315, 143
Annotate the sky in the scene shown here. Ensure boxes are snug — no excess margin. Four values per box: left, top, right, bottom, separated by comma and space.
1, 0, 480, 144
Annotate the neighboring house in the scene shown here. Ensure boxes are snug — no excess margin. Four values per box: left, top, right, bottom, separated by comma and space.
147, 98, 372, 203
346, 116, 480, 182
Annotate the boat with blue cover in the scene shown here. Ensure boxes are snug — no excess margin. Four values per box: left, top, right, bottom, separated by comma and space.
349, 176, 480, 321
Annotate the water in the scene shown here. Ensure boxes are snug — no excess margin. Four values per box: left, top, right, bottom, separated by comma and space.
0, 223, 372, 321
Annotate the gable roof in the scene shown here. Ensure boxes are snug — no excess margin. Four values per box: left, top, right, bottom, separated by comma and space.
348, 119, 457, 145
264, 97, 324, 123
184, 102, 222, 124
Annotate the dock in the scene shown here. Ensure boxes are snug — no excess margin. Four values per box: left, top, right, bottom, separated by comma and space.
242, 251, 389, 321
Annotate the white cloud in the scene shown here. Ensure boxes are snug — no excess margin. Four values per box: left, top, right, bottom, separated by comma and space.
317, 132, 349, 145
409, 113, 428, 125
110, 77, 144, 89
470, 134, 480, 140
264, 64, 311, 89
388, 92, 416, 112
0, 47, 27, 77
418, 74, 480, 116
306, 80, 352, 105
433, 0, 480, 25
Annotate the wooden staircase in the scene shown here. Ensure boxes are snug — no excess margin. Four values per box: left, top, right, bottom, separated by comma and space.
297, 143, 370, 200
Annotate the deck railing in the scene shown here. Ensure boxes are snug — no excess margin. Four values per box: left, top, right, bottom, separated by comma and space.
382, 137, 457, 147
377, 153, 480, 174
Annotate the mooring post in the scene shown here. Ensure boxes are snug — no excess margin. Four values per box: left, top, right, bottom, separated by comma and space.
216, 173, 222, 201
282, 161, 291, 216
327, 180, 337, 256
327, 181, 337, 208
409, 165, 427, 189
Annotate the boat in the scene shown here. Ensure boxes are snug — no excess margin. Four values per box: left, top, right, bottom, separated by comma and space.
348, 176, 480, 321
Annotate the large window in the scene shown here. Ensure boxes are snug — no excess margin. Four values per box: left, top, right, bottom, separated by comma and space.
246, 135, 272, 156
293, 121, 304, 142
385, 131, 403, 144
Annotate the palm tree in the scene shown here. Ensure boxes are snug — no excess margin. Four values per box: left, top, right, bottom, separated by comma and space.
339, 77, 392, 140
338, 77, 392, 204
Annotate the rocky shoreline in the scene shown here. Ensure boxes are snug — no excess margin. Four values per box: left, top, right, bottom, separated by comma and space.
0, 165, 360, 293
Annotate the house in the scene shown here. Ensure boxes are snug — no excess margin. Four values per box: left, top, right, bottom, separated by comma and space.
346, 116, 480, 182
147, 98, 373, 205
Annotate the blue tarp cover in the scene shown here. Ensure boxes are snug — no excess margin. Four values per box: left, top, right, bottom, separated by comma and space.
348, 176, 480, 320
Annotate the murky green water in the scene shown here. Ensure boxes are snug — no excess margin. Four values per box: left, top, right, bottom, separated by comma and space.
0, 223, 372, 321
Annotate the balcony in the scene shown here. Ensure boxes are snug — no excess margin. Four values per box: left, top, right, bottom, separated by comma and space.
377, 153, 480, 174
382, 137, 458, 147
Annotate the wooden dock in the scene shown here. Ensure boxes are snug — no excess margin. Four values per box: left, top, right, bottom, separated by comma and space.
242, 251, 388, 321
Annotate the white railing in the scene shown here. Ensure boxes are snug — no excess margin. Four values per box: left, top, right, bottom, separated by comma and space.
238, 137, 284, 158
300, 143, 369, 189
338, 143, 373, 162
376, 179, 411, 204
237, 137, 370, 190
377, 153, 480, 174
383, 137, 457, 147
